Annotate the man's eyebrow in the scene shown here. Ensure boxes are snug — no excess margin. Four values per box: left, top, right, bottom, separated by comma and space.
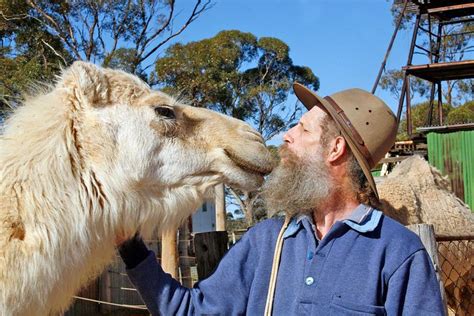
289, 121, 304, 129
299, 120, 308, 130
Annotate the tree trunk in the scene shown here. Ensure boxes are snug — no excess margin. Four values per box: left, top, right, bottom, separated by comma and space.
445, 81, 453, 106
244, 196, 254, 226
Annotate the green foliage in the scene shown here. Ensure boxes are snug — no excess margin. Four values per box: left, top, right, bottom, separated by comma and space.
396, 100, 474, 139
267, 145, 280, 161
154, 30, 319, 140
447, 101, 474, 124
0, 0, 212, 113
0, 0, 72, 112
0, 56, 43, 100
225, 217, 249, 232
102, 48, 148, 81
379, 69, 430, 100
389, 0, 417, 30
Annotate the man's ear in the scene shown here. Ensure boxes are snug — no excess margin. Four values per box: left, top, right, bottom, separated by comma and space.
327, 136, 348, 164
59, 61, 109, 107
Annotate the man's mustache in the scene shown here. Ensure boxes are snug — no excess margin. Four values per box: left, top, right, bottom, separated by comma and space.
277, 144, 300, 166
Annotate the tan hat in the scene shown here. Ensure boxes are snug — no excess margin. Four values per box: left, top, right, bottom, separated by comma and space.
293, 82, 398, 198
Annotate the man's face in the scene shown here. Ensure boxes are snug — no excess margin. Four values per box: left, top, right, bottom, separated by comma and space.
262, 106, 334, 217
282, 106, 327, 162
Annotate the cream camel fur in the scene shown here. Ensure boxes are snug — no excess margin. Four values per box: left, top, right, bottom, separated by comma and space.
0, 61, 273, 316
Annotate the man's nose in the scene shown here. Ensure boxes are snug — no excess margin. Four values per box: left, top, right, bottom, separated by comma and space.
283, 130, 293, 143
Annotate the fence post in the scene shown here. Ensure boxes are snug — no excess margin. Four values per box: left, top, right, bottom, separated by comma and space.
407, 224, 448, 315
215, 184, 226, 231
194, 231, 228, 280
178, 218, 193, 287
162, 229, 178, 278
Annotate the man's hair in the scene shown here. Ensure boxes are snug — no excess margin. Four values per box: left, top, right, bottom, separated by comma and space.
319, 113, 380, 208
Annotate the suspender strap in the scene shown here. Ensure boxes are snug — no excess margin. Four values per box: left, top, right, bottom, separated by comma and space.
264, 216, 291, 316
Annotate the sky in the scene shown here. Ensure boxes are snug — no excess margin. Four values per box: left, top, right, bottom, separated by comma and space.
162, 0, 420, 145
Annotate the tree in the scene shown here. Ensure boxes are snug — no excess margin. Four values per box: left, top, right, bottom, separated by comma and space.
398, 100, 453, 140
154, 30, 319, 141
0, 1, 71, 112
447, 100, 474, 124
0, 0, 213, 112
379, 69, 429, 100
154, 30, 319, 224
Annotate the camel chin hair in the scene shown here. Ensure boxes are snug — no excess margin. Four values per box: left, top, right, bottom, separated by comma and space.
0, 61, 274, 316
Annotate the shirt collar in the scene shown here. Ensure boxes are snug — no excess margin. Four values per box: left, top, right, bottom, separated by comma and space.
282, 204, 382, 239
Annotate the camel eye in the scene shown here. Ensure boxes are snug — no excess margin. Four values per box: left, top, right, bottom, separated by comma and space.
154, 106, 175, 119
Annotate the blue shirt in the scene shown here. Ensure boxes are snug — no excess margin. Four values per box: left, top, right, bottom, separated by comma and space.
124, 205, 445, 315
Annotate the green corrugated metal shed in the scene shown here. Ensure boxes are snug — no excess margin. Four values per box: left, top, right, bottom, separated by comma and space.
426, 130, 474, 211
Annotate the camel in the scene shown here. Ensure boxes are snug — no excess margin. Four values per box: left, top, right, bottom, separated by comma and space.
0, 61, 274, 316
378, 155, 473, 315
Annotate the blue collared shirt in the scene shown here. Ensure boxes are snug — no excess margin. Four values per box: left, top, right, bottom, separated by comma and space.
283, 204, 382, 240
124, 205, 445, 315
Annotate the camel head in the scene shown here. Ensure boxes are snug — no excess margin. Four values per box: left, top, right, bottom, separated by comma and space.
0, 61, 275, 315
50, 61, 274, 232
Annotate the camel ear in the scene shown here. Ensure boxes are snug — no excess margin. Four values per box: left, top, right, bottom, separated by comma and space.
60, 61, 109, 107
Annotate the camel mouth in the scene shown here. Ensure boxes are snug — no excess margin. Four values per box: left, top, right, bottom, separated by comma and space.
224, 149, 273, 176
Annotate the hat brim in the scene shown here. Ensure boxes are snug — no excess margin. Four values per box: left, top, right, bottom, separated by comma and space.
293, 82, 379, 198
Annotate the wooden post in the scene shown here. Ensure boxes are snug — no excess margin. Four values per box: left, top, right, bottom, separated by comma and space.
161, 229, 178, 279
99, 270, 112, 313
194, 231, 228, 280
178, 218, 193, 287
407, 224, 448, 315
215, 184, 226, 231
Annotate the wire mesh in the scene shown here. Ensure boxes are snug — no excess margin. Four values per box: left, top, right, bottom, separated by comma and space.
436, 236, 474, 316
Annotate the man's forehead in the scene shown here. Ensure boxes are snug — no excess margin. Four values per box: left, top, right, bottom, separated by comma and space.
300, 106, 326, 127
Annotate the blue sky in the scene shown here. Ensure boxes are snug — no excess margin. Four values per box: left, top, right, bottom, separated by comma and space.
161, 0, 420, 144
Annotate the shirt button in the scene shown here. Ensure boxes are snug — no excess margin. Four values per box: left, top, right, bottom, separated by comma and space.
305, 277, 314, 286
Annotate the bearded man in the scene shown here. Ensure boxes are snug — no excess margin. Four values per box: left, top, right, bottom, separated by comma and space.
117, 83, 445, 315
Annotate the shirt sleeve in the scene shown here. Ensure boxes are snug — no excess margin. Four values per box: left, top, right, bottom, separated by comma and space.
124, 231, 257, 316
385, 249, 446, 316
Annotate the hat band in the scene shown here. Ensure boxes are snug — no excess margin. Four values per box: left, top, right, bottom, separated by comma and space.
324, 96, 375, 167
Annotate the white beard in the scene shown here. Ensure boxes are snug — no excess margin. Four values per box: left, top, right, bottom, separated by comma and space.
262, 145, 333, 218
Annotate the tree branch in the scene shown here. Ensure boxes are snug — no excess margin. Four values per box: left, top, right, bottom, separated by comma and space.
0, 12, 29, 21
134, 1, 158, 63
85, 7, 99, 60
139, 0, 212, 64
60, 11, 82, 59
141, 1, 174, 51
41, 39, 67, 65
110, 0, 133, 55
228, 188, 246, 215
26, 0, 81, 59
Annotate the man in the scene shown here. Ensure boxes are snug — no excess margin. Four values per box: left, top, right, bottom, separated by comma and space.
118, 83, 445, 315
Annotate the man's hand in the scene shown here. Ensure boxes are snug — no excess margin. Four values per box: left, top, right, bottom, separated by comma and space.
115, 233, 130, 247
115, 231, 139, 247
117, 232, 150, 269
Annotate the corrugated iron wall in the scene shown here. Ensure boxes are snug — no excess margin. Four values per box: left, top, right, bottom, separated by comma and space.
427, 131, 474, 211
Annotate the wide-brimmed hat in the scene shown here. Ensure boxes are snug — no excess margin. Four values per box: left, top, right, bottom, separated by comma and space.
293, 83, 397, 198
